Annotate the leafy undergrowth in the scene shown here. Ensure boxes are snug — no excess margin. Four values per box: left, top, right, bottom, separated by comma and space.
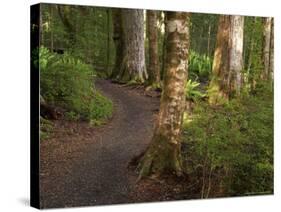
40, 117, 54, 140
38, 47, 113, 138
182, 84, 273, 198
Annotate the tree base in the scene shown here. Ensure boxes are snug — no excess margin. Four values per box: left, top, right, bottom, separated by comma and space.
137, 134, 183, 180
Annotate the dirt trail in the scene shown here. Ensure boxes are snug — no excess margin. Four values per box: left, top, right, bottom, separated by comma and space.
40, 79, 159, 208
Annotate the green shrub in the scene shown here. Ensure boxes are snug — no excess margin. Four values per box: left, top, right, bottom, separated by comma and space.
39, 47, 112, 122
185, 79, 206, 101
189, 50, 212, 80
89, 91, 113, 125
40, 117, 53, 140
182, 85, 273, 197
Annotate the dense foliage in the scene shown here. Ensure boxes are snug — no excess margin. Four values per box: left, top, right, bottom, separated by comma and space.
39, 47, 112, 122
182, 83, 273, 197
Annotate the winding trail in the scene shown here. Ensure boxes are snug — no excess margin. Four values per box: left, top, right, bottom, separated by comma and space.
40, 79, 159, 208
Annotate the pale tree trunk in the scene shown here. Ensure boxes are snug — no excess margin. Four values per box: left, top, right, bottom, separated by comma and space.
147, 10, 160, 85
208, 15, 244, 105
262, 17, 272, 80
111, 9, 124, 79
229, 16, 244, 96
119, 9, 147, 82
161, 12, 167, 79
269, 19, 274, 80
138, 12, 190, 178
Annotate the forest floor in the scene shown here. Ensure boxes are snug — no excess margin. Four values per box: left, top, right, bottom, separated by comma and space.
40, 79, 198, 209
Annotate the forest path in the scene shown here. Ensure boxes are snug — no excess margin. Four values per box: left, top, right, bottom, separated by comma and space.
40, 79, 159, 208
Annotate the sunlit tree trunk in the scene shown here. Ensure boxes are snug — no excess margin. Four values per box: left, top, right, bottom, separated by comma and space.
147, 10, 160, 85
262, 17, 272, 80
111, 9, 124, 79
229, 16, 244, 96
208, 15, 244, 105
119, 9, 147, 82
138, 12, 190, 178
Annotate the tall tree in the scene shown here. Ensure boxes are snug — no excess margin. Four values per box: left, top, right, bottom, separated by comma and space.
262, 17, 273, 80
138, 12, 190, 177
269, 19, 274, 78
208, 15, 244, 105
119, 9, 147, 82
111, 9, 124, 79
147, 10, 160, 85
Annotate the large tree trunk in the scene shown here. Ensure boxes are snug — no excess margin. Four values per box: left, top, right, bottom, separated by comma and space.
111, 9, 124, 79
208, 15, 244, 105
147, 10, 160, 85
262, 17, 272, 80
119, 9, 147, 82
229, 16, 244, 96
138, 12, 190, 178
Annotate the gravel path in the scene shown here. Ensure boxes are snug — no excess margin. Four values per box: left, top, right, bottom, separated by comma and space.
40, 79, 159, 208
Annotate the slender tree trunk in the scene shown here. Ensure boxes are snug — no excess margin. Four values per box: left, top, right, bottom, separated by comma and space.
269, 19, 274, 80
147, 10, 160, 85
208, 15, 244, 105
247, 17, 257, 74
49, 5, 54, 52
138, 12, 190, 178
262, 17, 272, 80
111, 9, 124, 79
107, 9, 111, 73
161, 12, 167, 80
119, 9, 147, 82
207, 24, 212, 57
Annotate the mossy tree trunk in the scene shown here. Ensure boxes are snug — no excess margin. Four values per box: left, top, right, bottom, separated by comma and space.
208, 15, 244, 105
269, 19, 274, 79
111, 9, 124, 79
261, 17, 273, 80
262, 17, 272, 80
138, 12, 190, 178
147, 10, 160, 85
119, 9, 147, 82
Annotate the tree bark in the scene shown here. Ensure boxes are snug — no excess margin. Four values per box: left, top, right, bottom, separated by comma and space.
138, 12, 190, 178
147, 10, 160, 85
269, 19, 274, 80
208, 15, 244, 105
119, 9, 147, 82
229, 16, 244, 96
262, 17, 272, 80
111, 9, 124, 79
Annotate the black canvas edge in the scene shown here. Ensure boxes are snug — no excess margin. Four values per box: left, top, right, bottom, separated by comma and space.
30, 3, 40, 209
